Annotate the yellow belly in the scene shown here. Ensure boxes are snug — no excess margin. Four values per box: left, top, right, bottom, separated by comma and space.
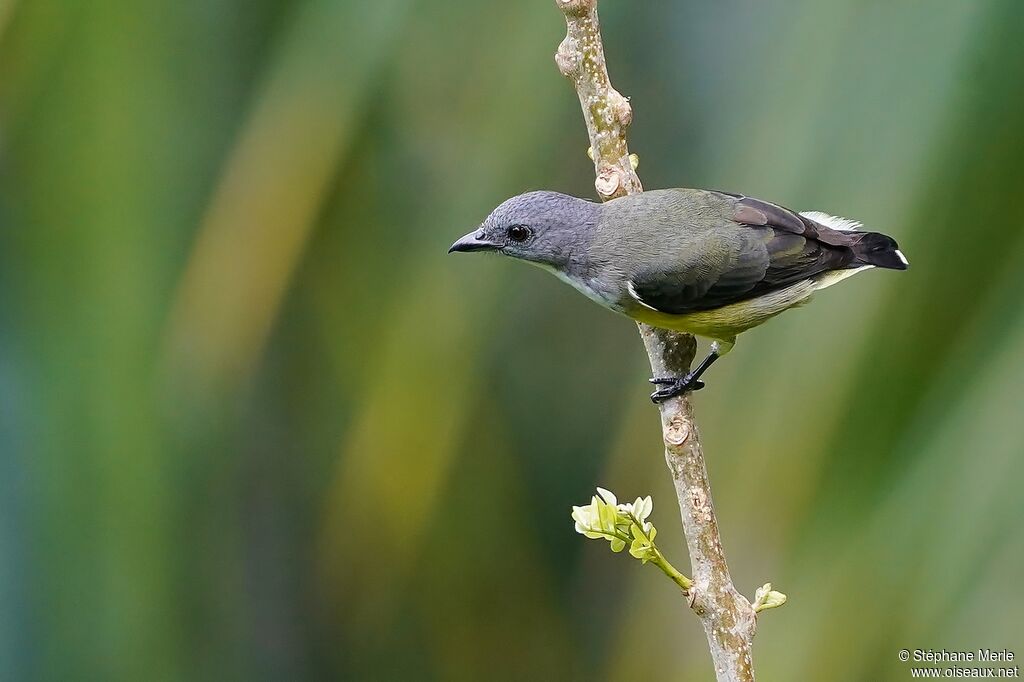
628, 267, 871, 341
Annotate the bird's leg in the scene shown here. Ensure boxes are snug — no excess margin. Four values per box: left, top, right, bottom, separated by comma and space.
649, 352, 717, 401
649, 339, 733, 402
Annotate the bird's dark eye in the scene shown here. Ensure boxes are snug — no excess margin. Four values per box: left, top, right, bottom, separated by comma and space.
507, 224, 532, 242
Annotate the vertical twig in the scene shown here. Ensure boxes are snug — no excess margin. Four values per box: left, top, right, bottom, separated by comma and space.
553, 1, 758, 679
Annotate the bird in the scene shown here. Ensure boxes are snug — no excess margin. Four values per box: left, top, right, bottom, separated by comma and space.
449, 188, 907, 401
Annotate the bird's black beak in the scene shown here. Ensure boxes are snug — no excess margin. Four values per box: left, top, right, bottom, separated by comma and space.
448, 229, 501, 254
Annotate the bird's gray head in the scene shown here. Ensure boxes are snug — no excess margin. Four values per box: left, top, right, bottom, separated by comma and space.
449, 191, 597, 270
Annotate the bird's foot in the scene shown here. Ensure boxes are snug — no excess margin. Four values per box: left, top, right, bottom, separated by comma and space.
649, 374, 705, 403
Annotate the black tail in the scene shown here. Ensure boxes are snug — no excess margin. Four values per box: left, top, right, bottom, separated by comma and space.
850, 231, 908, 270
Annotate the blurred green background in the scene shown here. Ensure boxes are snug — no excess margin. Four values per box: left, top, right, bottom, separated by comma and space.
1, 0, 1023, 680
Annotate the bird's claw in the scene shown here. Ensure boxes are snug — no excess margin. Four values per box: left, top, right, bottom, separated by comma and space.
648, 374, 705, 402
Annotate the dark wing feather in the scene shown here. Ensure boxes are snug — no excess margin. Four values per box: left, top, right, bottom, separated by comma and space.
629, 193, 857, 314
629, 229, 766, 313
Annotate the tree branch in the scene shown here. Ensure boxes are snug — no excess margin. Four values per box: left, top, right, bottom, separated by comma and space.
554, 1, 758, 679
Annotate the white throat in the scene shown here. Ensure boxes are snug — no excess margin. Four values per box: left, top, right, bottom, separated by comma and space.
529, 261, 624, 312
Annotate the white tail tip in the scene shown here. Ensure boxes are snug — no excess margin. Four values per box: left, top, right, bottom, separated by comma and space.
800, 210, 863, 231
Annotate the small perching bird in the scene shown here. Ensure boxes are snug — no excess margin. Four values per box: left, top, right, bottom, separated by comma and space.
450, 189, 907, 401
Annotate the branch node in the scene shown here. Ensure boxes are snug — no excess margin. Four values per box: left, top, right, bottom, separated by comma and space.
608, 89, 632, 127
665, 414, 690, 445
555, 37, 581, 77
594, 165, 623, 198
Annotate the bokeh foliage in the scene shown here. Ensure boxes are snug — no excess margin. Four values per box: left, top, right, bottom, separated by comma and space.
1, 0, 1022, 680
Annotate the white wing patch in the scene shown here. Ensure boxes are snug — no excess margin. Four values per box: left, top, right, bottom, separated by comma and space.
627, 280, 659, 311
800, 210, 863, 232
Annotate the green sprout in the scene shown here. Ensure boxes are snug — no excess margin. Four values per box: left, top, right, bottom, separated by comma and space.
752, 583, 788, 613
571, 487, 693, 593
572, 487, 788, 613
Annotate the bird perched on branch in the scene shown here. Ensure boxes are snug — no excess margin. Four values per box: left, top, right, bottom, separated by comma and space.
449, 189, 907, 401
